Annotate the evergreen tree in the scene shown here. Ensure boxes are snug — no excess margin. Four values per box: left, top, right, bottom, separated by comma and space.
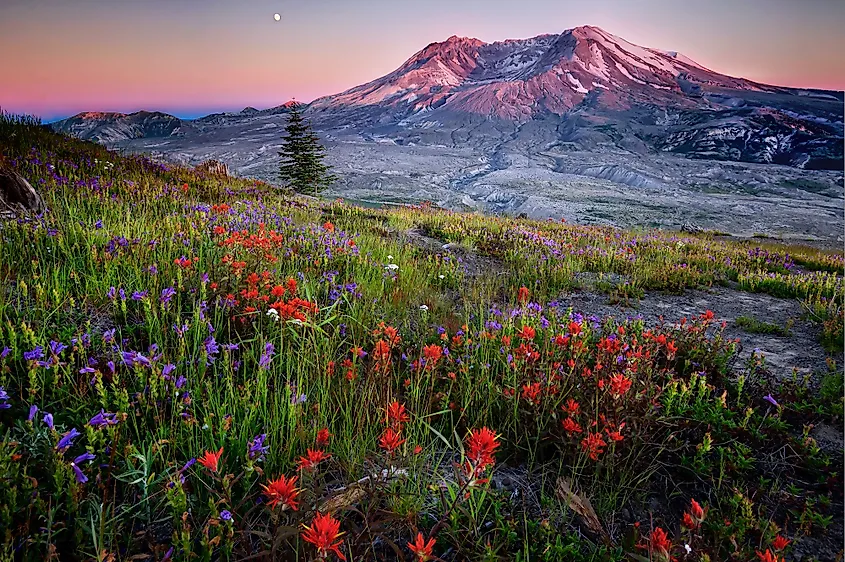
278, 102, 336, 196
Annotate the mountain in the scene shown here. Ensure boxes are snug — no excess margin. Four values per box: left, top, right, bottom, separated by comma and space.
306, 25, 842, 169
49, 26, 843, 243
52, 111, 182, 143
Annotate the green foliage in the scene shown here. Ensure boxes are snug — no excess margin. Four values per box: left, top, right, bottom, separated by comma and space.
734, 315, 793, 336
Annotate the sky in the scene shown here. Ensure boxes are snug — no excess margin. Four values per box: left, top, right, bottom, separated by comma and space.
1, 0, 843, 121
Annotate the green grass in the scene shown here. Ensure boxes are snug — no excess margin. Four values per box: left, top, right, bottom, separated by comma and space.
734, 315, 793, 337
0, 112, 842, 561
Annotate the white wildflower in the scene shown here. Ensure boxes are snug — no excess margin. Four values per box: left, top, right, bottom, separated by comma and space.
419, 304, 429, 311
385, 263, 399, 271
266, 308, 279, 322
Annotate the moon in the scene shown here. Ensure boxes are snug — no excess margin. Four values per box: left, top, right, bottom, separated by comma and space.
274, 13, 281, 21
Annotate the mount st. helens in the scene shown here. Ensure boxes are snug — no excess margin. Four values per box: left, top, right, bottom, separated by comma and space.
52, 25, 844, 243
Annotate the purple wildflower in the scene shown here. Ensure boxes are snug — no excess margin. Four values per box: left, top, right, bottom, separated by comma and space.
204, 336, 219, 364
88, 409, 119, 427
162, 363, 176, 379
763, 394, 780, 408
220, 510, 232, 521
71, 452, 95, 483
56, 428, 81, 451
248, 433, 269, 460
44, 412, 54, 429
160, 287, 176, 305
23, 346, 44, 361
28, 405, 38, 421
0, 346, 9, 359
0, 387, 9, 409
131, 290, 148, 301
258, 342, 274, 369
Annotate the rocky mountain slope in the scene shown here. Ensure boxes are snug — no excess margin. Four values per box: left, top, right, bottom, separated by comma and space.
52, 111, 182, 144
50, 26, 844, 242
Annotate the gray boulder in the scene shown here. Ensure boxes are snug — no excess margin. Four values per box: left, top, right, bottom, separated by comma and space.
0, 168, 46, 218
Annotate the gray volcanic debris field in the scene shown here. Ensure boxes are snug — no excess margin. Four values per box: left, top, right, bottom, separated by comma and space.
109, 113, 843, 245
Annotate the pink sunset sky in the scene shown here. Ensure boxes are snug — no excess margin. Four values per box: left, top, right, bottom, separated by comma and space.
1, 0, 843, 121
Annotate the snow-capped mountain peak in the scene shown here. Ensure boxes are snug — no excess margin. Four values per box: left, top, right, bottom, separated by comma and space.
309, 25, 767, 120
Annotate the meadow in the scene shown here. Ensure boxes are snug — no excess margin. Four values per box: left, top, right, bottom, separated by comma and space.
0, 112, 842, 562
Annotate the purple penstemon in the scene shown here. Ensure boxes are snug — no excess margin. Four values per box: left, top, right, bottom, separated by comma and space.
248, 433, 269, 460
44, 412, 54, 429
56, 428, 81, 451
70, 452, 95, 483
28, 405, 38, 421
258, 342, 275, 369
204, 336, 220, 364
160, 287, 177, 305
0, 387, 10, 409
0, 346, 10, 359
23, 346, 44, 361
763, 394, 780, 408
88, 409, 119, 427
162, 363, 176, 379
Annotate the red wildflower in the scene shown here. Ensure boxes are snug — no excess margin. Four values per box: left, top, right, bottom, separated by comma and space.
756, 549, 784, 562
518, 286, 530, 304
262, 474, 299, 510
197, 447, 223, 473
323, 221, 335, 232
562, 418, 583, 434
372, 339, 392, 364
568, 321, 582, 336
689, 498, 705, 524
772, 535, 791, 551
302, 512, 346, 560
563, 398, 580, 415
271, 284, 286, 298
521, 382, 542, 404
386, 401, 410, 426
286, 277, 297, 294
465, 427, 500, 472
413, 445, 423, 455
682, 512, 698, 530
580, 432, 606, 460
608, 373, 632, 398
516, 325, 536, 340
407, 532, 436, 561
297, 449, 331, 471
648, 527, 672, 562
605, 423, 625, 442
316, 428, 332, 448
422, 344, 443, 368
379, 427, 406, 454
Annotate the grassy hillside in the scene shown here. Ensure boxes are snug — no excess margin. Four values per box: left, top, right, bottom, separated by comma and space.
0, 112, 842, 561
